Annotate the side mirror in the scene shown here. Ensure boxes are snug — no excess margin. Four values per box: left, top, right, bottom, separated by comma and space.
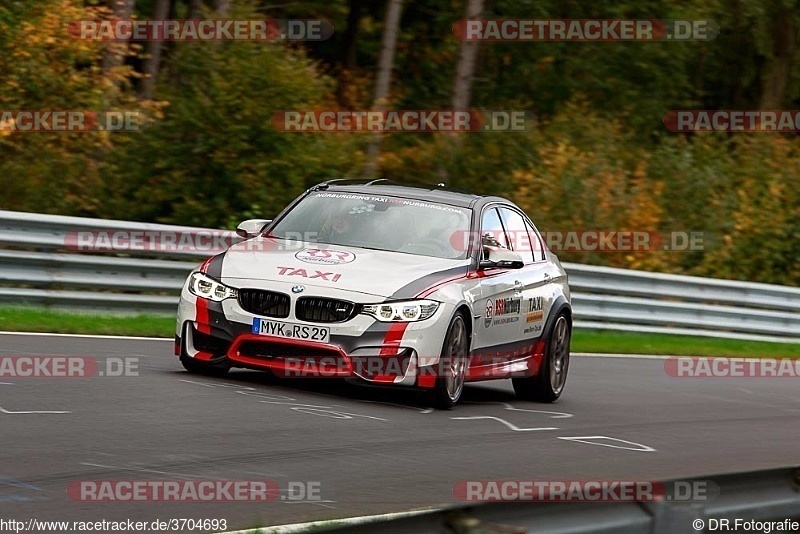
479, 246, 524, 270
236, 219, 272, 239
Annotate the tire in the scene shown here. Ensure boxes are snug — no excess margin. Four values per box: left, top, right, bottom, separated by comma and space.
430, 313, 470, 409
179, 352, 230, 377
513, 313, 570, 402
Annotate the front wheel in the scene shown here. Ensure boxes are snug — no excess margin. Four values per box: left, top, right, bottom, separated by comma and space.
180, 353, 230, 377
513, 313, 570, 402
430, 313, 470, 409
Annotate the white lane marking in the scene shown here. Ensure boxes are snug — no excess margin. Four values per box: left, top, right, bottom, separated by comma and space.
282, 500, 337, 508
0, 382, 13, 385
501, 403, 573, 418
180, 379, 258, 393
207, 383, 256, 390
0, 406, 71, 414
572, 352, 672, 360
178, 379, 220, 388
260, 401, 388, 421
180, 376, 388, 421
0, 475, 43, 491
687, 392, 797, 412
81, 462, 206, 479
219, 508, 438, 534
451, 416, 557, 432
292, 407, 351, 419
357, 399, 434, 414
237, 391, 296, 401
0, 331, 171, 341
557, 436, 656, 452
462, 401, 573, 418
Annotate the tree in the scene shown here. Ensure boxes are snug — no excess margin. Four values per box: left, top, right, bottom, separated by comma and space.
363, 0, 403, 177
451, 0, 482, 113
140, 0, 171, 100
212, 0, 230, 15
438, 0, 483, 179
188, 0, 204, 19
336, 0, 365, 107
101, 0, 135, 74
759, 4, 796, 109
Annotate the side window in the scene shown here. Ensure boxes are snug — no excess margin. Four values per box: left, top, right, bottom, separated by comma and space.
525, 220, 545, 261
499, 207, 536, 263
481, 208, 510, 252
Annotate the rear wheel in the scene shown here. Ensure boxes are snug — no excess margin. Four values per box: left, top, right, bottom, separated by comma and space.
430, 313, 470, 409
513, 313, 570, 402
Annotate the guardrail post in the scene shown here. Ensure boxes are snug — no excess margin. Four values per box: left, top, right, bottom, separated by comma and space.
644, 501, 706, 534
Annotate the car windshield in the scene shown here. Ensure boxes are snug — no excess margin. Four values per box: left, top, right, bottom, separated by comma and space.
268, 192, 471, 260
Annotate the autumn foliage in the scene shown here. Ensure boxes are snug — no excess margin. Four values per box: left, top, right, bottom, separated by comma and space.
0, 0, 797, 285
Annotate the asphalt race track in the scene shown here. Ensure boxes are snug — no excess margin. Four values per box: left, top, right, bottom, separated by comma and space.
1, 332, 799, 531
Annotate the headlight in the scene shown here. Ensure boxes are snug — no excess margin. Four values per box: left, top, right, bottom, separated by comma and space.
188, 272, 238, 302
361, 300, 439, 322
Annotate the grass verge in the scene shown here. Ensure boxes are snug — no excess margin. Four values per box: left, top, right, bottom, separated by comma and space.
0, 307, 174, 338
0, 306, 798, 357
571, 330, 800, 358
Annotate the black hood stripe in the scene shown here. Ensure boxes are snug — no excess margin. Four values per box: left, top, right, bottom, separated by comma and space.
389, 265, 470, 300
203, 252, 226, 279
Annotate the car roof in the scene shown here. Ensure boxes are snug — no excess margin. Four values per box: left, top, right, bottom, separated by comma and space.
310, 179, 508, 209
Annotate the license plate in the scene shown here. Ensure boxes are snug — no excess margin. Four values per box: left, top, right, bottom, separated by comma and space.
252, 318, 330, 343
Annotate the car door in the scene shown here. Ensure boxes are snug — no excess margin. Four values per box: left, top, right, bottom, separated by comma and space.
497, 207, 551, 342
472, 206, 524, 366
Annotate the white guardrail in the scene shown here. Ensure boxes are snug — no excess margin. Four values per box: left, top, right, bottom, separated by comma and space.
1, 210, 799, 343
289, 467, 800, 534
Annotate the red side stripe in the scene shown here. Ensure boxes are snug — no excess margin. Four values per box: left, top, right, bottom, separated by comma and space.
371, 375, 398, 383
380, 323, 408, 355
417, 374, 436, 388
415, 268, 516, 298
194, 350, 214, 362
415, 274, 468, 298
195, 296, 211, 335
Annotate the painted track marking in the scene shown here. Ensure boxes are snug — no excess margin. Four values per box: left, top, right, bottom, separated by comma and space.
0, 406, 70, 414
557, 436, 656, 452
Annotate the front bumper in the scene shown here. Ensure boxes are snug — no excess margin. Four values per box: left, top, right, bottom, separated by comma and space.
175, 281, 453, 388
179, 320, 430, 386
